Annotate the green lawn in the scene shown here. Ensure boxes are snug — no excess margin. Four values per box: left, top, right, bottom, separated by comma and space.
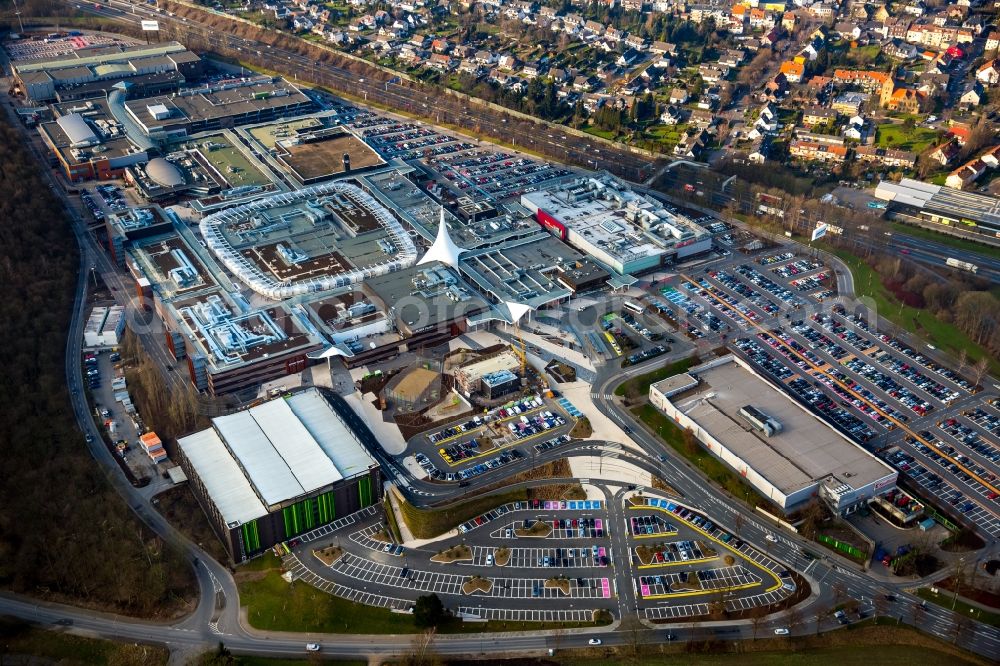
631, 403, 769, 508
397, 488, 528, 539
562, 644, 980, 666
916, 588, 1000, 627
0, 618, 168, 665
890, 222, 1000, 261
822, 244, 1000, 375
239, 565, 607, 635
582, 125, 618, 140
614, 355, 700, 398
874, 123, 940, 152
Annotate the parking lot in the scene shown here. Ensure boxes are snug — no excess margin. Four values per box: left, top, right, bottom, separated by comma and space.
703, 262, 1000, 537
328, 108, 572, 204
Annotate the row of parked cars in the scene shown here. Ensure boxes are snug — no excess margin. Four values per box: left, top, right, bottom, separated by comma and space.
736, 264, 801, 306
711, 270, 781, 315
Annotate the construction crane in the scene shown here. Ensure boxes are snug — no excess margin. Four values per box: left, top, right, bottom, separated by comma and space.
512, 320, 528, 381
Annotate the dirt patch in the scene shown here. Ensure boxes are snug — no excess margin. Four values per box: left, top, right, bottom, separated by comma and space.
724, 555, 736, 566
313, 546, 343, 567
635, 545, 658, 565
562, 485, 587, 500
431, 545, 473, 564
697, 541, 718, 558
462, 577, 493, 595
940, 528, 986, 552
494, 547, 511, 567
545, 578, 570, 595
569, 417, 593, 438
515, 521, 552, 538
652, 475, 682, 497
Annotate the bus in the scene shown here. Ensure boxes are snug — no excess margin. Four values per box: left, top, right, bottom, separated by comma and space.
623, 300, 645, 315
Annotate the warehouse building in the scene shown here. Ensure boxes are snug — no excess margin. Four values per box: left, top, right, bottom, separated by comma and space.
124, 76, 313, 141
12, 41, 201, 103
873, 178, 1000, 237
650, 356, 896, 513
520, 175, 712, 275
177, 388, 381, 562
38, 100, 149, 181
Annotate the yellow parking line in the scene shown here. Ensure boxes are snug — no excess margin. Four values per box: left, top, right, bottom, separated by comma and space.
438, 423, 565, 467
631, 531, 678, 540
642, 581, 758, 600
637, 555, 715, 569
634, 502, 782, 588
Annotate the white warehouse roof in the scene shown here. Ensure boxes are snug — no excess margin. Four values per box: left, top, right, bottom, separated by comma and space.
56, 113, 98, 147
178, 388, 377, 523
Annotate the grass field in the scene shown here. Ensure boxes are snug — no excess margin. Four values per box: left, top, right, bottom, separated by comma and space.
821, 244, 1000, 375
0, 618, 169, 665
563, 644, 980, 666
916, 588, 1000, 627
614, 356, 699, 398
196, 134, 272, 187
631, 403, 769, 508
874, 123, 940, 153
238, 560, 606, 635
890, 222, 1000, 261
396, 488, 527, 539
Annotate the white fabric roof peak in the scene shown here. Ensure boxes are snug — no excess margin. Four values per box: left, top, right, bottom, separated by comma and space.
418, 207, 465, 268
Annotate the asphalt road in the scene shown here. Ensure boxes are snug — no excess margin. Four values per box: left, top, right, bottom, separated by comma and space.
3, 6, 1000, 661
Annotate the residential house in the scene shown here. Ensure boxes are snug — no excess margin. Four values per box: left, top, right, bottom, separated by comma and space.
781, 11, 796, 32
763, 73, 789, 100
945, 158, 988, 189
834, 22, 861, 41
428, 52, 454, 70
977, 60, 1000, 86
650, 41, 677, 56
573, 75, 596, 91
698, 64, 729, 83
718, 49, 746, 69
959, 81, 983, 107
660, 105, 684, 125
673, 128, 707, 159
885, 40, 919, 60
669, 88, 689, 104
789, 140, 848, 162
618, 48, 644, 67
802, 107, 838, 127
855, 146, 917, 169
779, 60, 805, 83
688, 108, 717, 128
986, 29, 1000, 52
842, 115, 872, 143
927, 140, 961, 166
498, 54, 520, 70
626, 34, 647, 51
747, 135, 770, 163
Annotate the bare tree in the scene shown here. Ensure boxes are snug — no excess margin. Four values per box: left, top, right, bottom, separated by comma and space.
785, 604, 804, 631
956, 348, 968, 376
749, 606, 767, 640
401, 628, 441, 666
682, 427, 699, 456
971, 357, 990, 388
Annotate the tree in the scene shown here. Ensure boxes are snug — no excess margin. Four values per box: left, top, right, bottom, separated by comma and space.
748, 606, 767, 640
971, 357, 990, 388
413, 594, 448, 628
682, 426, 699, 456
401, 629, 441, 666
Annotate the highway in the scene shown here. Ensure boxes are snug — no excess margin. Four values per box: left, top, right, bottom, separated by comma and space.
2, 5, 999, 662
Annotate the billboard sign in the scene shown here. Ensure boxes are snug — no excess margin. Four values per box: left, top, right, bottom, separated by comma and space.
811, 221, 828, 241
141, 20, 160, 31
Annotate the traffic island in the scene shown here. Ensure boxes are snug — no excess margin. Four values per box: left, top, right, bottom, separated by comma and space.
313, 546, 343, 566
494, 547, 511, 567
545, 577, 571, 596
635, 544, 661, 565
431, 544, 473, 564
462, 576, 493, 595
515, 521, 552, 538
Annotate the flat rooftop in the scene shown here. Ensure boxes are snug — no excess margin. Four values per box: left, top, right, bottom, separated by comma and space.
364, 263, 488, 336
13, 40, 189, 73
663, 357, 893, 496
521, 175, 710, 262
123, 77, 311, 131
178, 388, 377, 523
460, 236, 574, 309
875, 177, 1000, 230
274, 128, 384, 183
